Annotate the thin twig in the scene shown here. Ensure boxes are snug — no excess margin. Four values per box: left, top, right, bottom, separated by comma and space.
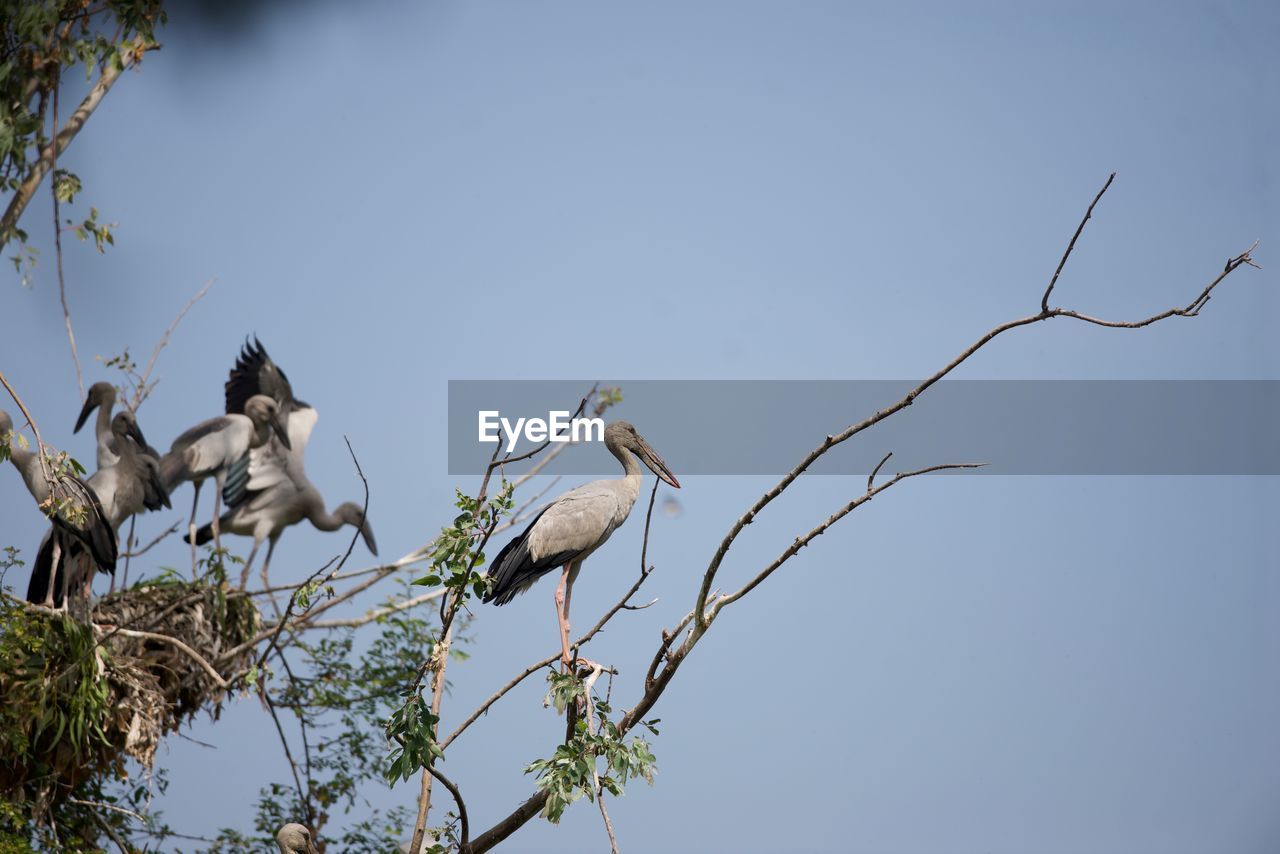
119, 519, 179, 559
50, 72, 85, 401
428, 764, 470, 852
129, 278, 216, 411
1042, 172, 1115, 312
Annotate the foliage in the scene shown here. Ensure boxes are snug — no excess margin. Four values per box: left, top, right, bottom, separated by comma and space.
209, 579, 449, 852
526, 673, 659, 824
0, 565, 257, 850
1, 0, 165, 264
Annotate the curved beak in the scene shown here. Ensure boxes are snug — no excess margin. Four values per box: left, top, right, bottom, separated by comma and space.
125, 417, 148, 450
637, 437, 681, 489
272, 414, 292, 450
360, 517, 378, 556
74, 396, 97, 433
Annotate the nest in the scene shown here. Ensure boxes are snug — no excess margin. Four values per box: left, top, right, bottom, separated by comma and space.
0, 580, 260, 818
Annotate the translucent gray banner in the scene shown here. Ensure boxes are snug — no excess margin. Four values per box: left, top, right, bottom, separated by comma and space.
447, 381, 1280, 476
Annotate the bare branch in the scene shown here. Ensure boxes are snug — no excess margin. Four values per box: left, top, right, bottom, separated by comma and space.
1042, 172, 1115, 312
428, 764, 470, 852
50, 77, 84, 401
693, 231, 1259, 630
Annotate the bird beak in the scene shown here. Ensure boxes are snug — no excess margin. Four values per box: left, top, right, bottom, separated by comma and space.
126, 418, 148, 450
308, 839, 319, 854
272, 414, 292, 450
637, 437, 681, 489
361, 519, 378, 556
74, 396, 97, 434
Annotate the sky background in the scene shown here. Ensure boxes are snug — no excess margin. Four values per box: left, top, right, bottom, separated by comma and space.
2, 1, 1279, 851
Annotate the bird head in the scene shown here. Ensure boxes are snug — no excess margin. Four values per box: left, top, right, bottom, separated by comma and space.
110, 410, 149, 450
605, 421, 681, 488
275, 822, 318, 854
245, 394, 292, 450
75, 382, 117, 433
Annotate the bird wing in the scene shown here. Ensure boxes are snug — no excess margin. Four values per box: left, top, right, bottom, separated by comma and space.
224, 336, 299, 414
525, 484, 625, 561
483, 482, 625, 606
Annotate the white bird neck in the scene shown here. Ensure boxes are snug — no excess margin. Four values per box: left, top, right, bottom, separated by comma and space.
606, 438, 643, 512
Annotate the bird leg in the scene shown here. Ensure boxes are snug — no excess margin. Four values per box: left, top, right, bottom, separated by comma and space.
261, 537, 283, 620
188, 480, 203, 579
211, 473, 224, 555
43, 536, 62, 609
239, 539, 260, 589
555, 563, 574, 671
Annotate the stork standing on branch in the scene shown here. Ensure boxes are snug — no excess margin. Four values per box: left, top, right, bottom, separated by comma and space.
483, 421, 680, 670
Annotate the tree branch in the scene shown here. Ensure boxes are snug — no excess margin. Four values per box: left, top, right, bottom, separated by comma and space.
0, 37, 152, 246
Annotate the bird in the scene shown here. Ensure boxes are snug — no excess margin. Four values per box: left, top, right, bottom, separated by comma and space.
482, 421, 680, 669
184, 338, 377, 589
74, 380, 167, 511
275, 823, 318, 854
90, 411, 171, 527
160, 393, 290, 563
2, 408, 118, 608
28, 413, 169, 604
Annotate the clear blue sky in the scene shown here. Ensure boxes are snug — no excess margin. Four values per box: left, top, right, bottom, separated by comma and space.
2, 2, 1278, 851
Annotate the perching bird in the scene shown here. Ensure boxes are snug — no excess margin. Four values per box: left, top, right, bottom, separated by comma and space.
74, 380, 167, 511
90, 411, 171, 527
28, 414, 169, 605
483, 421, 680, 669
160, 393, 290, 561
275, 823, 318, 854
2, 408, 118, 608
185, 338, 377, 589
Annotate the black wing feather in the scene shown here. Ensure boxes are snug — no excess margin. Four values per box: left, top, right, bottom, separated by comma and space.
482, 507, 582, 606
225, 336, 296, 414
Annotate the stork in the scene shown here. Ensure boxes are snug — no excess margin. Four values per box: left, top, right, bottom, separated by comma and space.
28, 411, 170, 604
74, 380, 166, 511
184, 338, 377, 589
483, 421, 679, 669
275, 823, 318, 854
2, 408, 118, 608
160, 394, 290, 564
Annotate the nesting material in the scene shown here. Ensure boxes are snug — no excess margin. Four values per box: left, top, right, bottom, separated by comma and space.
0, 581, 259, 818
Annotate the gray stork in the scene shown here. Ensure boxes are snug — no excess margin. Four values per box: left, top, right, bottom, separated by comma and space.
29, 412, 170, 604
184, 338, 377, 589
2, 408, 118, 608
160, 393, 290, 561
483, 421, 680, 669
74, 380, 167, 512
275, 823, 318, 854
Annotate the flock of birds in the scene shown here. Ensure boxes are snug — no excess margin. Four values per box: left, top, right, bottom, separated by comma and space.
5, 336, 683, 684
5, 339, 686, 851
2, 338, 378, 608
